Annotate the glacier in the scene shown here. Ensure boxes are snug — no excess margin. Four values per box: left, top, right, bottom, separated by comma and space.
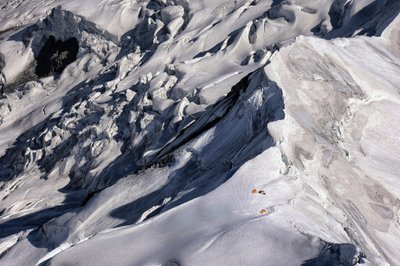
0, 0, 400, 265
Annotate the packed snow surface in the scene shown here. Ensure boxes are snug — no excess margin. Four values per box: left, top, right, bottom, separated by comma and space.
0, 0, 399, 265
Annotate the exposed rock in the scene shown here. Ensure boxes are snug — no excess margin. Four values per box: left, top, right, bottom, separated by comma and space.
35, 36, 79, 77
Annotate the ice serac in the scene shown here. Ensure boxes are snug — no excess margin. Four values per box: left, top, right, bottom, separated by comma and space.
0, 0, 400, 265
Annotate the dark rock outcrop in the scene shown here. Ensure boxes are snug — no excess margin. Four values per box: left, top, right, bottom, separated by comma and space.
35, 35, 79, 77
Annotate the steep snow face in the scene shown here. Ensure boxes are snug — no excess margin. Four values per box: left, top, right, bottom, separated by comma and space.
0, 0, 399, 265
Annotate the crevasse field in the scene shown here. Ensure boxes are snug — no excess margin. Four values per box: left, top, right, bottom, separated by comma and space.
0, 0, 399, 265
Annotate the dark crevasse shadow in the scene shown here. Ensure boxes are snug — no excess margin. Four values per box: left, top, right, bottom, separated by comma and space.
109, 69, 285, 226
325, 0, 400, 39
0, 67, 283, 251
4, 0, 397, 256
115, 0, 190, 62
0, 72, 110, 184
110, 157, 232, 227
0, 1, 259, 251
149, 73, 254, 163
0, 6, 192, 239
0, 68, 118, 242
328, 0, 353, 31
0, 114, 62, 184
68, 72, 256, 202
264, 0, 400, 40
193, 28, 240, 59
302, 243, 365, 266
35, 36, 79, 78
83, 66, 253, 194
3, 6, 118, 94
271, 0, 286, 7
0, 197, 82, 240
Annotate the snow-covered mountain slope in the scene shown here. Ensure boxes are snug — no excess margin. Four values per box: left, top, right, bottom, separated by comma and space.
0, 0, 399, 265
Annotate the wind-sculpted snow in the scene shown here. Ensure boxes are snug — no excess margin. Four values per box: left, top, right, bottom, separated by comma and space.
0, 0, 399, 265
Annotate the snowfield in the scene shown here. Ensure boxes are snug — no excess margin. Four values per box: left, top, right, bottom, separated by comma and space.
0, 0, 399, 265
